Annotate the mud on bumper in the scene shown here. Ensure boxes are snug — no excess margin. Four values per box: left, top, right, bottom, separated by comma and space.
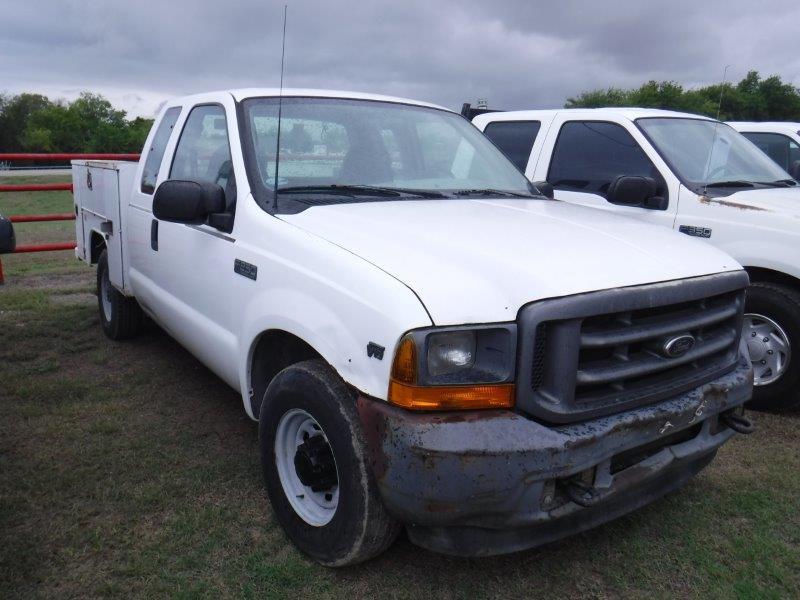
356, 355, 753, 557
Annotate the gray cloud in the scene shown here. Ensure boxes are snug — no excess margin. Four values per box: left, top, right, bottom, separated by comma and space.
1, 0, 799, 118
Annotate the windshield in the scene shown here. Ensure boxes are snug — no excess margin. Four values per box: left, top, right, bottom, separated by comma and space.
241, 97, 534, 210
637, 117, 791, 189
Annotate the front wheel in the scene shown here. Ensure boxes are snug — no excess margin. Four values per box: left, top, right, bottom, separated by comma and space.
259, 360, 400, 566
744, 282, 800, 411
96, 249, 143, 340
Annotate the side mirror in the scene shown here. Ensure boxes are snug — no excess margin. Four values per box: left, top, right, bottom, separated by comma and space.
789, 160, 800, 181
0, 215, 16, 254
153, 180, 226, 224
606, 175, 662, 209
531, 181, 554, 199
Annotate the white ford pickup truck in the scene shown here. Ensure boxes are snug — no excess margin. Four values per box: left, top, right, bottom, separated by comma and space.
727, 121, 800, 180
70, 89, 753, 565
472, 107, 800, 411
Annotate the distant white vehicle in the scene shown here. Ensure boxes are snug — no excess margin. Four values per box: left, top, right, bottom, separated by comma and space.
55, 90, 754, 565
727, 121, 800, 179
472, 106, 800, 411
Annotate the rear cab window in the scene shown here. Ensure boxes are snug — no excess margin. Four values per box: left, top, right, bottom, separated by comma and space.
547, 121, 666, 199
140, 107, 181, 194
483, 121, 541, 172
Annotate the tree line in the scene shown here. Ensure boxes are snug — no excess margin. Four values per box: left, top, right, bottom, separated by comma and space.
565, 71, 800, 121
0, 92, 152, 156
2, 70, 798, 160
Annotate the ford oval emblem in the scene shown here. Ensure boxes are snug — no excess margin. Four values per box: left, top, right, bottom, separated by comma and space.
662, 334, 695, 358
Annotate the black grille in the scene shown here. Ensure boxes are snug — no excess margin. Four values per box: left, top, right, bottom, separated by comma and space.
574, 291, 740, 406
531, 323, 548, 390
515, 271, 748, 423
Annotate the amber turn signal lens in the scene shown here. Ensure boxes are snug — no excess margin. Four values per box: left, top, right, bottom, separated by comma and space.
388, 380, 515, 411
390, 335, 418, 384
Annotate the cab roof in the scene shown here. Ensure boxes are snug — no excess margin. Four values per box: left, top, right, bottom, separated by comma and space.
474, 107, 716, 125
174, 88, 450, 112
728, 121, 800, 133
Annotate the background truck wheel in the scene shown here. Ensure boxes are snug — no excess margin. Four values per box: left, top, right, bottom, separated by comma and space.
259, 359, 400, 566
96, 249, 143, 340
744, 282, 800, 411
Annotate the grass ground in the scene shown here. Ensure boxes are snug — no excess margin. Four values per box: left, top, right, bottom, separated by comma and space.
1, 176, 799, 598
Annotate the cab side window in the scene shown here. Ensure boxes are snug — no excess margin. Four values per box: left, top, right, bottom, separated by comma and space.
741, 132, 800, 172
170, 105, 236, 229
548, 121, 662, 197
483, 121, 541, 172
140, 107, 181, 194
171, 105, 233, 186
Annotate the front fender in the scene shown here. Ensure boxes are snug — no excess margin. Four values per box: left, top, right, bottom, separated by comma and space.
235, 199, 432, 420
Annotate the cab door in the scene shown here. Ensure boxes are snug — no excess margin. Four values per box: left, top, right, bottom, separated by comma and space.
532, 115, 679, 229
143, 100, 243, 388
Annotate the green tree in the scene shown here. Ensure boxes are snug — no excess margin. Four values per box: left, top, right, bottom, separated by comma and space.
0, 91, 154, 155
0, 93, 53, 152
566, 71, 800, 121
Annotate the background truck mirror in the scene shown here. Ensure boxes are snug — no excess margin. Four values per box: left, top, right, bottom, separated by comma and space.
0, 215, 16, 254
153, 180, 226, 224
606, 175, 658, 208
531, 181, 554, 199
789, 160, 800, 181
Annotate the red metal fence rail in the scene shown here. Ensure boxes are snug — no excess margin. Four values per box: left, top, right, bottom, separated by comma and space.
0, 153, 140, 284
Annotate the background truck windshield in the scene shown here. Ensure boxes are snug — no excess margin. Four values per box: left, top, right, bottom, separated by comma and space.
637, 117, 791, 189
242, 97, 533, 204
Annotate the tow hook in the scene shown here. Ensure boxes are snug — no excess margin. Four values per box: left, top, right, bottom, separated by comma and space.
720, 411, 755, 434
563, 481, 604, 508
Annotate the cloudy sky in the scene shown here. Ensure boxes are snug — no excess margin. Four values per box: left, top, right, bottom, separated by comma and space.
2, 0, 799, 118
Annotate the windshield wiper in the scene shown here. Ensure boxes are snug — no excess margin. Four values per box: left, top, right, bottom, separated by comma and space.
752, 179, 797, 187
276, 184, 446, 198
703, 180, 755, 189
452, 188, 534, 198
278, 185, 398, 197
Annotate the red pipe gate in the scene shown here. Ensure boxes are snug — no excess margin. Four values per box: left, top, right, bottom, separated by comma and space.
0, 153, 140, 284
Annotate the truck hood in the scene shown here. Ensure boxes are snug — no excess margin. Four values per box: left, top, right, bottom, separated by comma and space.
703, 187, 800, 215
279, 198, 741, 325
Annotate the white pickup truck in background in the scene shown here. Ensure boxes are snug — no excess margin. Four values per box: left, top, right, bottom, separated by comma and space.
72, 89, 753, 565
472, 107, 800, 411
728, 121, 800, 180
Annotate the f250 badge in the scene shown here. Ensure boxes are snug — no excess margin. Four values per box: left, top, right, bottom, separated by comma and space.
679, 225, 712, 238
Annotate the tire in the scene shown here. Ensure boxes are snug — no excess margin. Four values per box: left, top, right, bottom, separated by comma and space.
744, 282, 800, 412
96, 249, 144, 340
259, 359, 400, 566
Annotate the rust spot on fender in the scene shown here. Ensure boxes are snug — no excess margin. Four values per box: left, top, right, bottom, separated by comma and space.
698, 195, 768, 212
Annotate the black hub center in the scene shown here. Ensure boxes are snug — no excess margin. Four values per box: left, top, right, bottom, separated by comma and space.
294, 435, 338, 492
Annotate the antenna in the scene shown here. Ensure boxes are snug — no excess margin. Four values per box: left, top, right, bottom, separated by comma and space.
273, 4, 288, 205
703, 65, 731, 195
716, 65, 731, 120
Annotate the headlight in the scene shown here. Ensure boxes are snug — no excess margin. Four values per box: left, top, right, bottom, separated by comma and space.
427, 331, 476, 376
389, 324, 517, 410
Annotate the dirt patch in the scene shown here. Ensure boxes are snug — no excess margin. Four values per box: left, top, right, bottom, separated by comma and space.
698, 195, 769, 211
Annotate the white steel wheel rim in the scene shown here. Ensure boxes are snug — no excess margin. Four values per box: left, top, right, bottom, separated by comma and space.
274, 408, 339, 527
100, 268, 113, 322
743, 313, 791, 386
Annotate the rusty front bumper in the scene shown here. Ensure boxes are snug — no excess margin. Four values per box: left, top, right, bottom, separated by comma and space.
357, 354, 753, 557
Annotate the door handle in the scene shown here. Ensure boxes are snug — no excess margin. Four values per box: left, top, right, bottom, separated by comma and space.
151, 219, 158, 251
